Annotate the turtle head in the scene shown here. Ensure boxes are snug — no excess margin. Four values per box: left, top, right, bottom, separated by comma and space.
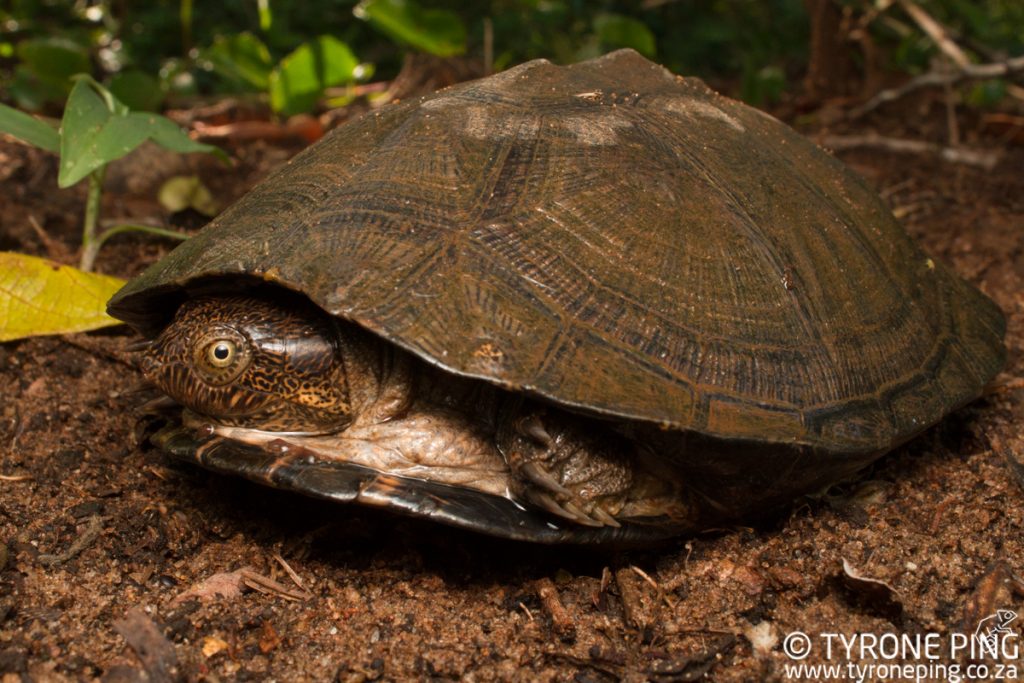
140, 295, 352, 434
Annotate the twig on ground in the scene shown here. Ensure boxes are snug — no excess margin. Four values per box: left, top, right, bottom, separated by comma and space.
615, 567, 661, 632
112, 608, 181, 683
631, 564, 676, 609
272, 552, 306, 590
27, 216, 73, 264
192, 116, 323, 144
990, 433, 1024, 491
820, 133, 1001, 170
541, 651, 622, 681
985, 376, 1024, 395
239, 567, 312, 601
535, 577, 576, 641
630, 564, 659, 591
38, 514, 104, 566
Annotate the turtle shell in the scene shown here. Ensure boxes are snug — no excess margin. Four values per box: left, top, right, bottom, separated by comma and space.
109, 49, 1005, 456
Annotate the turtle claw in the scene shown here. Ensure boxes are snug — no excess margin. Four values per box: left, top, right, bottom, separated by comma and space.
518, 414, 553, 446
562, 502, 606, 527
521, 461, 572, 497
532, 492, 604, 527
524, 481, 618, 528
562, 500, 623, 528
520, 460, 622, 527
590, 506, 622, 528
531, 491, 578, 521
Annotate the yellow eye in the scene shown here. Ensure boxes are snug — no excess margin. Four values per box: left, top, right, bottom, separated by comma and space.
207, 340, 236, 367
193, 327, 251, 385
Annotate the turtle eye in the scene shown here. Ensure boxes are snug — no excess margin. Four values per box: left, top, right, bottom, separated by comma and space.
207, 340, 236, 367
193, 329, 252, 385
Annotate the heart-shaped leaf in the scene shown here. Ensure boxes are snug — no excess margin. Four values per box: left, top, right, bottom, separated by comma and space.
269, 36, 359, 115
16, 38, 90, 92
204, 32, 274, 90
58, 78, 227, 188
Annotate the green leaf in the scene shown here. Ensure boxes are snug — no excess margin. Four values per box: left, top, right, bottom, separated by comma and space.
966, 79, 1008, 108
108, 70, 165, 112
58, 79, 227, 188
0, 252, 126, 342
204, 32, 273, 90
354, 0, 466, 57
741, 64, 785, 106
269, 36, 359, 116
9, 65, 68, 111
593, 14, 656, 58
0, 103, 59, 152
141, 115, 228, 161
16, 37, 90, 91
59, 79, 114, 187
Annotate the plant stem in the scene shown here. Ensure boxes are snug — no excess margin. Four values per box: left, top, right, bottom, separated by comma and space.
180, 0, 193, 56
93, 224, 191, 250
79, 168, 106, 272
78, 167, 191, 271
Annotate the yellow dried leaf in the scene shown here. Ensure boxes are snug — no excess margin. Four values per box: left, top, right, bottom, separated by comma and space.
201, 635, 230, 658
0, 252, 126, 342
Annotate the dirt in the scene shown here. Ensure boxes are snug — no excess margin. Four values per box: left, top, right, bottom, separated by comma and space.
0, 88, 1021, 683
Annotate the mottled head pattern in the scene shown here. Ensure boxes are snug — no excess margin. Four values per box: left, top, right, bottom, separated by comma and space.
142, 296, 351, 433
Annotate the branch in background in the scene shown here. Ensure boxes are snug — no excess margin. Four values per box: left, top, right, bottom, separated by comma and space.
821, 133, 1001, 170
896, 0, 970, 68
804, 0, 859, 101
848, 54, 1024, 118
895, 0, 967, 146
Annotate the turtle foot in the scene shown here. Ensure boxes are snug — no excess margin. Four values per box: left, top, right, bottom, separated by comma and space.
498, 408, 636, 528
521, 462, 622, 528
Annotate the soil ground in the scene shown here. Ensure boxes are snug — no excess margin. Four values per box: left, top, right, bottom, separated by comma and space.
0, 83, 1021, 682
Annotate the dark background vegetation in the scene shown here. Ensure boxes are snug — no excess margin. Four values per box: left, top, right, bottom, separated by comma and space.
3, 0, 1023, 114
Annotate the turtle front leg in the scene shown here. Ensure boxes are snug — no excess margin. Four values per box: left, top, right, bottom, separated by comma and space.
497, 406, 694, 528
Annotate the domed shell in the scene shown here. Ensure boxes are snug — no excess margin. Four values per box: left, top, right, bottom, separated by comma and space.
109, 49, 1005, 455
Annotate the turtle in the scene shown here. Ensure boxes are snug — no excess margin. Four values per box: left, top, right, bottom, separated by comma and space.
107, 49, 1006, 544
